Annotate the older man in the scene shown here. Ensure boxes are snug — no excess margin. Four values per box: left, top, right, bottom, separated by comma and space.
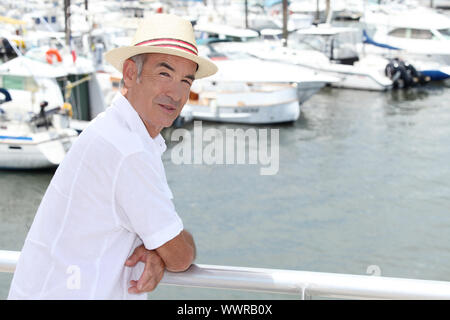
8, 14, 217, 299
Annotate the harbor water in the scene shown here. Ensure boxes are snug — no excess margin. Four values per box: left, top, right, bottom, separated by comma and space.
1, 83, 450, 299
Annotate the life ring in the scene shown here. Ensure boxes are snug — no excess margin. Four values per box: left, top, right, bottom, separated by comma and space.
46, 48, 62, 64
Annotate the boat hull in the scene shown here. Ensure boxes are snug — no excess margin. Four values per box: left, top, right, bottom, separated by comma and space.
187, 84, 300, 124
329, 71, 392, 91
297, 81, 327, 102
0, 131, 77, 169
187, 100, 300, 124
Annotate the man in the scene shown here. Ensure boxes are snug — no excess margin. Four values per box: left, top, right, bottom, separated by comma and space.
8, 14, 217, 299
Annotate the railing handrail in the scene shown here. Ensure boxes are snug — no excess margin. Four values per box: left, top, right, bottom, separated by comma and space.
1, 250, 450, 299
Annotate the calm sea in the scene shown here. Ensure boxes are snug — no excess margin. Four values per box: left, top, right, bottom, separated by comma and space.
1, 82, 450, 299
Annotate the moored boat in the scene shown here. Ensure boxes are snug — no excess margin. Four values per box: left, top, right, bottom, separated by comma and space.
186, 81, 300, 124
181, 45, 336, 125
0, 108, 78, 169
0, 56, 79, 169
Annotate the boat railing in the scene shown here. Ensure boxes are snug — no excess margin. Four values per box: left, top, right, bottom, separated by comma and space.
1, 250, 450, 299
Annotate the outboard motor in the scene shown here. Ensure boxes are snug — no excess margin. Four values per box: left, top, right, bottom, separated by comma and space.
385, 58, 430, 89
39, 101, 50, 129
30, 101, 65, 129
403, 62, 431, 85
30, 101, 51, 129
385, 58, 410, 89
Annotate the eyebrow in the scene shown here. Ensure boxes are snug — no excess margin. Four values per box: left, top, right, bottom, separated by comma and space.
157, 62, 195, 81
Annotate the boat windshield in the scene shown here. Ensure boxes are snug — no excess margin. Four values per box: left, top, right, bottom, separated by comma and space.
0, 75, 39, 92
438, 28, 450, 40
208, 42, 254, 60
290, 34, 325, 52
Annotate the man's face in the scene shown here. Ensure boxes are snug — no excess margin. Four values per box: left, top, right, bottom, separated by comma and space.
124, 53, 197, 137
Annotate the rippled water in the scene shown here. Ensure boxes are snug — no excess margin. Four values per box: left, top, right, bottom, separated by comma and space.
1, 83, 450, 299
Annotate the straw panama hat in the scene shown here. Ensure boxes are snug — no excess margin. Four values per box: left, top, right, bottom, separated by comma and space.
104, 14, 218, 79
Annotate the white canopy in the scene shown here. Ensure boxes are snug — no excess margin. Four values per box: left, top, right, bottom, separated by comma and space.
0, 56, 68, 78
195, 22, 259, 39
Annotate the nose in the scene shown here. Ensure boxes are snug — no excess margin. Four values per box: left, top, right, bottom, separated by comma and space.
164, 80, 186, 105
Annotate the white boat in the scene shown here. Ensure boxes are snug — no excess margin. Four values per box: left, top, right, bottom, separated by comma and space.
292, 26, 395, 91
0, 105, 78, 169
0, 22, 113, 120
292, 25, 445, 88
363, 31, 450, 82
195, 23, 337, 92
183, 47, 336, 124
22, 44, 108, 120
362, 5, 450, 65
185, 81, 300, 124
183, 23, 338, 124
0, 56, 79, 169
215, 27, 393, 91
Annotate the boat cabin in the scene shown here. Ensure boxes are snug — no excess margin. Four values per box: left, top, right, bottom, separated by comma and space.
293, 25, 361, 65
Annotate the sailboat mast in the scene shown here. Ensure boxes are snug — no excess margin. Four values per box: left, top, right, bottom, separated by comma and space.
282, 0, 288, 47
64, 0, 71, 47
245, 0, 248, 28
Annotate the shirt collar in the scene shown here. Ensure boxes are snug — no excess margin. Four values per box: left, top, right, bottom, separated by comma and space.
111, 92, 167, 155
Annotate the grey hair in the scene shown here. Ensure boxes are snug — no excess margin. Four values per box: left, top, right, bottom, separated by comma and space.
119, 53, 148, 88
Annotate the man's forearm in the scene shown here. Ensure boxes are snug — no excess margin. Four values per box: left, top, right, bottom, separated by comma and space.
181, 229, 196, 262
153, 229, 197, 272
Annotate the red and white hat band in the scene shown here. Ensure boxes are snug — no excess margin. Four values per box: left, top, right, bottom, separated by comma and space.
135, 38, 198, 56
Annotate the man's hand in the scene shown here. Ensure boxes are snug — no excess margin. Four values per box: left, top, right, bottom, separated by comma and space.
125, 245, 165, 294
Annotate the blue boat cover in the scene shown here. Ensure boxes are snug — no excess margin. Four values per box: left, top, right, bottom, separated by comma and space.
362, 30, 400, 50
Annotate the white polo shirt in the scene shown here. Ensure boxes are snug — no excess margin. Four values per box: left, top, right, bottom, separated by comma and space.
8, 93, 184, 300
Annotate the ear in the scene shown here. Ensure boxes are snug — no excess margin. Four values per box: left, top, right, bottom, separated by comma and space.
122, 59, 137, 88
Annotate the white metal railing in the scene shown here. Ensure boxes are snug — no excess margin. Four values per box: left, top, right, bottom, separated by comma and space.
1, 250, 450, 299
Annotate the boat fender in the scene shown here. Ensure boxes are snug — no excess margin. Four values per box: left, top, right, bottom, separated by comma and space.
0, 88, 12, 104
62, 102, 73, 118
46, 48, 63, 64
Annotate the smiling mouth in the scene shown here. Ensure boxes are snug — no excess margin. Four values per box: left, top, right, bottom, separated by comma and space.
159, 104, 177, 112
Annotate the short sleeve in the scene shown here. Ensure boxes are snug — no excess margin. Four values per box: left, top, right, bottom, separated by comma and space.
114, 152, 183, 250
